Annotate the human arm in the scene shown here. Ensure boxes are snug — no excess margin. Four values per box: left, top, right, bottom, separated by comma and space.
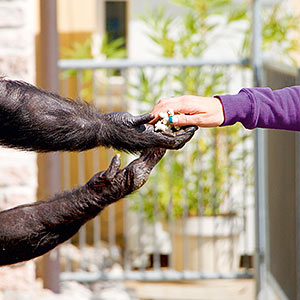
0, 78, 196, 153
150, 86, 300, 131
217, 86, 300, 130
0, 148, 165, 266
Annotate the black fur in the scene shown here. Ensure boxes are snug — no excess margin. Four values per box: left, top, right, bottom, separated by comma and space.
0, 149, 166, 266
0, 79, 197, 153
0, 78, 196, 266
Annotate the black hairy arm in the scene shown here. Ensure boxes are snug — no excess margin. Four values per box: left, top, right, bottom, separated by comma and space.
0, 148, 166, 266
0, 78, 197, 153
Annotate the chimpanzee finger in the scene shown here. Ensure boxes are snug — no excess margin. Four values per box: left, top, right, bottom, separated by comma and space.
104, 154, 121, 179
172, 126, 198, 149
128, 148, 166, 170
174, 125, 198, 137
131, 113, 154, 126
141, 148, 166, 168
123, 148, 166, 191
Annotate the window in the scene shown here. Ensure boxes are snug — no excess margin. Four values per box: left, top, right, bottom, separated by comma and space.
105, 1, 127, 47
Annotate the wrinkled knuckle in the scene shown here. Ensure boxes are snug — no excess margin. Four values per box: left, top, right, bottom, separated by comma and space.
180, 115, 188, 124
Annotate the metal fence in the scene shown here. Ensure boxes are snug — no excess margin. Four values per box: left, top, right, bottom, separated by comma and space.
57, 57, 254, 282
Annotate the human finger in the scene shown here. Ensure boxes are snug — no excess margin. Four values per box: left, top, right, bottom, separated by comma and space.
170, 114, 222, 127
149, 96, 202, 125
149, 97, 184, 124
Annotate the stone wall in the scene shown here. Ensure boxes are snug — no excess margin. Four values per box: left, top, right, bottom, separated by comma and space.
0, 0, 37, 292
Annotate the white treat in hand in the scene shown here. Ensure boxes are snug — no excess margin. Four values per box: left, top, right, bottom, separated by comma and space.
155, 109, 179, 132
162, 118, 168, 125
159, 112, 169, 119
168, 109, 174, 116
155, 120, 168, 131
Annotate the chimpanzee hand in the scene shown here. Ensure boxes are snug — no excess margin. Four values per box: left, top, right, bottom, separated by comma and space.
0, 79, 197, 152
101, 112, 197, 153
87, 148, 166, 204
0, 148, 166, 266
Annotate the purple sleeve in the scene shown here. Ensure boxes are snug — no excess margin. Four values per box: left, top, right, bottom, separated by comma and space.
215, 86, 300, 131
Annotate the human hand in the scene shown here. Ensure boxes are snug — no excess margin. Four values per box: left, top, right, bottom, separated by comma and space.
86, 148, 166, 204
102, 111, 197, 152
150, 95, 225, 127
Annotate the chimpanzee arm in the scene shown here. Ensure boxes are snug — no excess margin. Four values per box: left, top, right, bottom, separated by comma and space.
0, 148, 166, 265
0, 78, 197, 152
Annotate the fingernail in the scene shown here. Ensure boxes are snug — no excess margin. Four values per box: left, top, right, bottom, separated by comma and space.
168, 116, 173, 123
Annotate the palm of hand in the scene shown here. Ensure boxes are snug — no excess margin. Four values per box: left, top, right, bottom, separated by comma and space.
87, 148, 166, 203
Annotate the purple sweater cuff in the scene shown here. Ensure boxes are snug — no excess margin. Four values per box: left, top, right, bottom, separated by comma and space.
215, 86, 300, 131
215, 89, 256, 129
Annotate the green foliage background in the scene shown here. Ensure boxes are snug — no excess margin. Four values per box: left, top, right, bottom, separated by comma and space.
60, 0, 299, 220
129, 0, 299, 221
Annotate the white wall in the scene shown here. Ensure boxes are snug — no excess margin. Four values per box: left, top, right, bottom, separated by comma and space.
0, 0, 37, 292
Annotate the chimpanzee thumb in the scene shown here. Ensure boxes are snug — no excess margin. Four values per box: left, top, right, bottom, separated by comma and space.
131, 113, 154, 126
103, 154, 121, 179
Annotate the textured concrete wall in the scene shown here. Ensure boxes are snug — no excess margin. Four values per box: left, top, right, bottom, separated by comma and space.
0, 0, 37, 291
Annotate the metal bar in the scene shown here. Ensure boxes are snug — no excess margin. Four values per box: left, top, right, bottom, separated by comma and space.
58, 58, 250, 70
153, 174, 160, 271
163, 67, 174, 270
107, 74, 116, 253
93, 214, 100, 247
211, 64, 219, 272
63, 151, 72, 273
39, 0, 60, 293
136, 67, 146, 272
252, 0, 263, 88
91, 71, 101, 252
120, 69, 128, 111
166, 67, 175, 271
241, 66, 253, 265
138, 192, 145, 271
152, 105, 160, 271
168, 152, 174, 270
255, 129, 268, 298
212, 127, 217, 272
252, 0, 266, 297
120, 69, 130, 272
224, 68, 234, 272
149, 67, 161, 272
61, 78, 72, 273
182, 157, 189, 271
196, 130, 203, 272
108, 203, 116, 251
242, 133, 248, 253
123, 197, 130, 272
61, 270, 253, 283
91, 71, 102, 273
181, 66, 189, 271
78, 156, 86, 253
77, 71, 87, 268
